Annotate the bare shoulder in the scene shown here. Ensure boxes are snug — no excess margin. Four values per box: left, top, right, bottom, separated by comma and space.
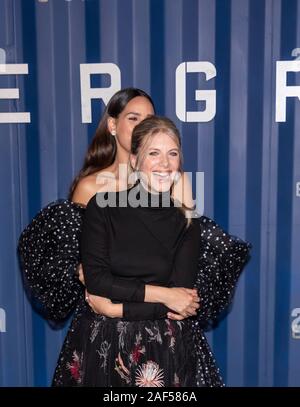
71, 170, 117, 206
71, 175, 97, 206
71, 173, 105, 206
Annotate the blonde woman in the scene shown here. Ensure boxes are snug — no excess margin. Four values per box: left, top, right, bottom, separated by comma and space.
55, 116, 250, 387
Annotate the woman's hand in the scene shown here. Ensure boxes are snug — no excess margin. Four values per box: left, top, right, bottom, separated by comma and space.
85, 290, 123, 318
167, 309, 197, 321
76, 264, 85, 285
166, 312, 183, 321
164, 287, 200, 318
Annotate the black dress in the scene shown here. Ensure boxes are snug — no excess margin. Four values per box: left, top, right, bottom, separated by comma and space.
18, 183, 251, 387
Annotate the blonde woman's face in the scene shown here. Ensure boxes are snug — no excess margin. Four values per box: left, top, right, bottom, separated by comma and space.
110, 96, 154, 153
135, 132, 180, 193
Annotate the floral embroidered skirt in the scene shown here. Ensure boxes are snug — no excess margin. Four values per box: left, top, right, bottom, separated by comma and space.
55, 308, 198, 387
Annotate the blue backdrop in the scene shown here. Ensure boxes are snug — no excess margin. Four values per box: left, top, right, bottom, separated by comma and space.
0, 0, 299, 387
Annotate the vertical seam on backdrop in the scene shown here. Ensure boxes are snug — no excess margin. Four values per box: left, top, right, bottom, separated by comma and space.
265, 0, 276, 386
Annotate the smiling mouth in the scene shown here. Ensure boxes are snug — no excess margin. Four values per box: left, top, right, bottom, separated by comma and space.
152, 172, 172, 182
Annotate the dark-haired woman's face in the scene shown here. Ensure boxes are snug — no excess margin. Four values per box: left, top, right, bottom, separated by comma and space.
112, 96, 154, 153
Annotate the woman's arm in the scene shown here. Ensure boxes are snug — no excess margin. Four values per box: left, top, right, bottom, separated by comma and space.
79, 266, 174, 320
18, 201, 85, 321
193, 216, 251, 328
86, 293, 172, 321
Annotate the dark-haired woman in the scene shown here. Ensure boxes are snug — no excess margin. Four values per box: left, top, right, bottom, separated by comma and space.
19, 88, 155, 320
70, 89, 155, 205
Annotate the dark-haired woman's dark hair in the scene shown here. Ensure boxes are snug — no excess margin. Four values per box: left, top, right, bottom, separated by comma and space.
68, 88, 155, 199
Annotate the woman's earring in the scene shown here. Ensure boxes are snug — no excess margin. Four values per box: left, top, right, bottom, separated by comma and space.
111, 130, 116, 137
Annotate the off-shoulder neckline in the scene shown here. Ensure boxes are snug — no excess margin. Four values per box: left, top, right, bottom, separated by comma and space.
46, 199, 87, 210
69, 200, 87, 209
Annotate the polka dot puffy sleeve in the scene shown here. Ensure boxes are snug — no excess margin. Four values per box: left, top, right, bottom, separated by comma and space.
194, 216, 251, 328
18, 200, 85, 321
